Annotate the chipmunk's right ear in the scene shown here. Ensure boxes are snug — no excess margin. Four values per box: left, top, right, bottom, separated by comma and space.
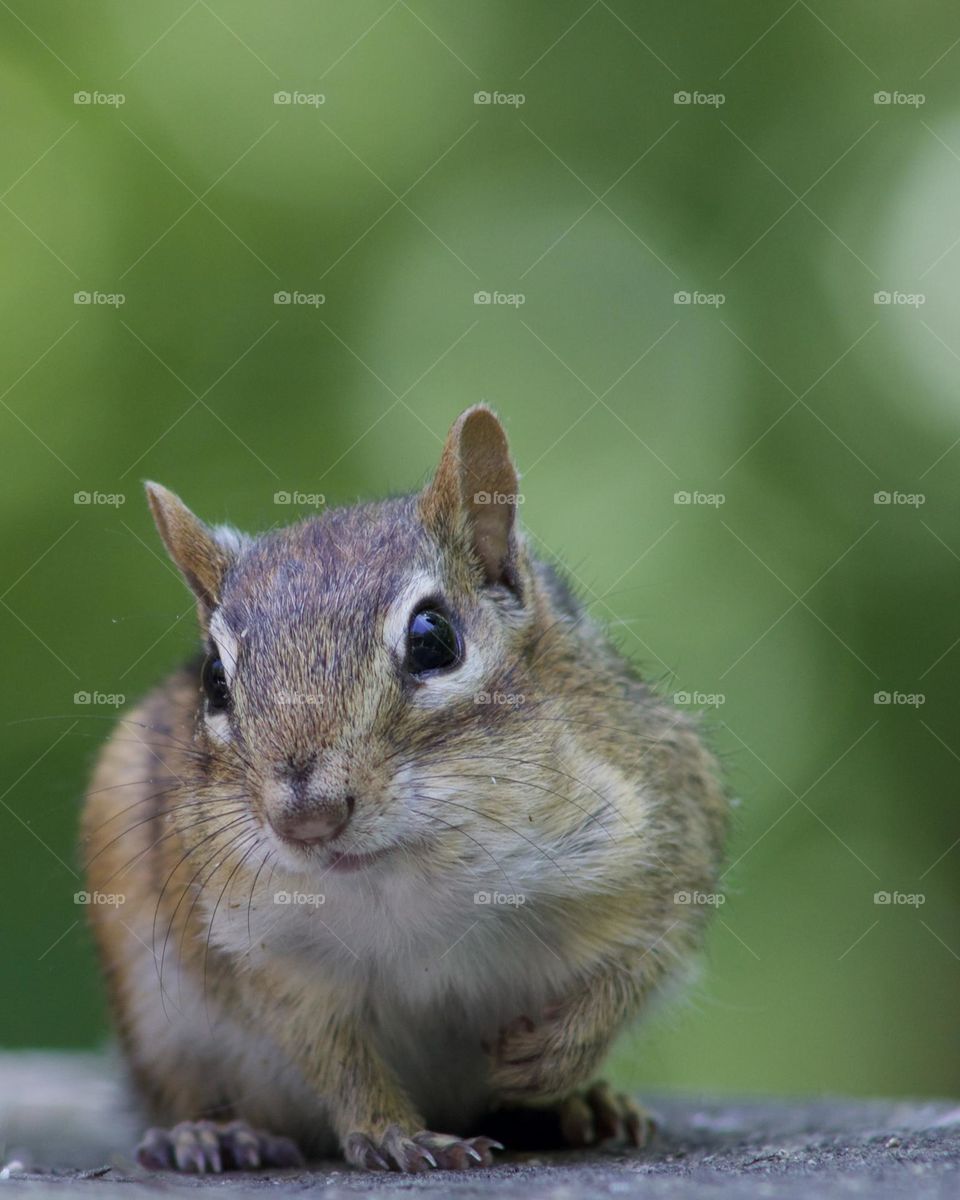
145, 482, 236, 612
420, 406, 521, 593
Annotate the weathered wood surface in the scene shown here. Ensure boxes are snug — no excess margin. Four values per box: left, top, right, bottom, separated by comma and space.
0, 1053, 957, 1198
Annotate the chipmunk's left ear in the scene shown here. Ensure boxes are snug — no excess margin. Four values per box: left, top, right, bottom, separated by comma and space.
145, 482, 240, 614
421, 406, 521, 592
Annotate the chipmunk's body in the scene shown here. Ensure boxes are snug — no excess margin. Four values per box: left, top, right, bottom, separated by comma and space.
82, 408, 728, 1173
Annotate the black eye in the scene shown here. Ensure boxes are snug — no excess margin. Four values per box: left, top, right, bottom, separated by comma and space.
202, 651, 230, 711
406, 608, 460, 676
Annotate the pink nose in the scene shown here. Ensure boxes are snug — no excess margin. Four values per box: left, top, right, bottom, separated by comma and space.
271, 799, 353, 846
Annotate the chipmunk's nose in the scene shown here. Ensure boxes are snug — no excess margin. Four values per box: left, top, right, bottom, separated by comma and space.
269, 795, 354, 847
265, 761, 355, 846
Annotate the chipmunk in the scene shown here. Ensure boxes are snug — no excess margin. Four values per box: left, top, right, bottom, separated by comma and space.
81, 406, 728, 1174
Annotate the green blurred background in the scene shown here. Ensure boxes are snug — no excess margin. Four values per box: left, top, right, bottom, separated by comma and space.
2, 1, 958, 1097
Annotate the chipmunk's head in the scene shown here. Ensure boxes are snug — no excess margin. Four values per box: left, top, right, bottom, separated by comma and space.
146, 406, 542, 875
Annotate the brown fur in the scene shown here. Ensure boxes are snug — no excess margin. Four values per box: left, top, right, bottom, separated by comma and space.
81, 407, 729, 1171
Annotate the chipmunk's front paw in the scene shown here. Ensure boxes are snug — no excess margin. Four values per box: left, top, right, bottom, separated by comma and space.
344, 1125, 502, 1172
136, 1119, 304, 1173
556, 1083, 657, 1148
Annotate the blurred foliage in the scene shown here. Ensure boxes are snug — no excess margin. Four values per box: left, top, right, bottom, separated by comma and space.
1, 1, 958, 1098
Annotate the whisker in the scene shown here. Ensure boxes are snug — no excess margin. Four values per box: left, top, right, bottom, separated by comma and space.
202, 832, 264, 1024
171, 820, 260, 1011
411, 787, 573, 882
423, 769, 616, 841
85, 792, 249, 873
99, 804, 251, 886
407, 800, 516, 890
246, 847, 273, 945
152, 812, 255, 988
435, 751, 631, 835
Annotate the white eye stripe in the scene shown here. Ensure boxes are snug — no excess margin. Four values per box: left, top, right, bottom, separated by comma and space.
382, 573, 441, 662
204, 709, 232, 744
208, 610, 240, 686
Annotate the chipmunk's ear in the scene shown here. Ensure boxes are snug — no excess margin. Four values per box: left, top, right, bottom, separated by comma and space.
421, 406, 521, 591
145, 482, 235, 612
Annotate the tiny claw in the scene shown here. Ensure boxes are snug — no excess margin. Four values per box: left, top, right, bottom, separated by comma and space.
173, 1143, 204, 1174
